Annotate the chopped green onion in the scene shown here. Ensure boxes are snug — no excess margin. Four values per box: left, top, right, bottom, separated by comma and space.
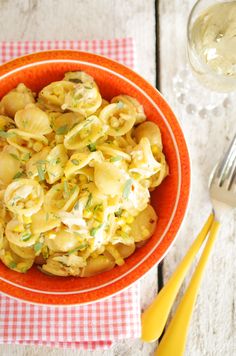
45, 212, 49, 222
22, 152, 31, 161
123, 179, 133, 199
9, 153, 20, 161
93, 203, 103, 212
13, 171, 24, 179
74, 201, 80, 210
37, 165, 45, 181
90, 225, 102, 237
87, 143, 96, 152
21, 232, 32, 241
85, 193, 92, 208
34, 241, 43, 253
63, 181, 70, 199
9, 261, 17, 269
115, 208, 123, 217
71, 159, 80, 165
34, 159, 48, 166
0, 130, 15, 138
55, 124, 69, 135
110, 155, 122, 162
67, 243, 88, 255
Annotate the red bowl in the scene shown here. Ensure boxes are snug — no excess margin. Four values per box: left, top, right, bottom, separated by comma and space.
0, 50, 190, 305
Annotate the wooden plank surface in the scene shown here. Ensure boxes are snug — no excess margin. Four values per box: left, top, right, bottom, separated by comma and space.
0, 0, 158, 355
159, 1, 236, 355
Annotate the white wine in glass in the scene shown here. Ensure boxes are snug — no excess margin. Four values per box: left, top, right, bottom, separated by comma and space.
187, 0, 236, 92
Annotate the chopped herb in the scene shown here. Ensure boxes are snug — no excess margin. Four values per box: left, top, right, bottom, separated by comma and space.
10, 153, 20, 161
85, 192, 92, 208
22, 152, 31, 161
115, 208, 123, 217
34, 159, 48, 166
34, 241, 43, 253
123, 179, 133, 199
37, 165, 45, 181
50, 157, 60, 165
45, 212, 49, 222
84, 85, 93, 89
9, 261, 17, 269
55, 124, 69, 135
68, 78, 83, 83
67, 243, 88, 254
74, 201, 80, 210
93, 203, 103, 212
0, 130, 15, 138
21, 232, 32, 241
116, 101, 124, 109
13, 171, 24, 179
90, 224, 102, 237
110, 155, 122, 162
70, 185, 77, 194
63, 180, 70, 199
42, 246, 49, 259
87, 143, 96, 152
83, 117, 94, 128
71, 159, 80, 165
28, 171, 33, 177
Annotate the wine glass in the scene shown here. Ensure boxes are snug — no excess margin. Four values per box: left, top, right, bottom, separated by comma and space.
173, 0, 236, 118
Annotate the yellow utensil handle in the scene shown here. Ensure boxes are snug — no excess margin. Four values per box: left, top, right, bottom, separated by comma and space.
141, 214, 214, 342
156, 219, 220, 356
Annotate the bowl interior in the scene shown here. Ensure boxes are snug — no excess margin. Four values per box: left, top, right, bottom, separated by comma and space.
0, 51, 190, 304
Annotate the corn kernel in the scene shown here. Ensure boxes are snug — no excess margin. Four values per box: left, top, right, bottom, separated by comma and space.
126, 216, 134, 224
151, 144, 159, 154
110, 117, 120, 128
93, 221, 101, 228
23, 215, 31, 224
13, 224, 24, 232
83, 210, 92, 219
121, 210, 129, 218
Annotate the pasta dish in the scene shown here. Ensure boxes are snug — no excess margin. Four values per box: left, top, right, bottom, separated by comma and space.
0, 71, 168, 277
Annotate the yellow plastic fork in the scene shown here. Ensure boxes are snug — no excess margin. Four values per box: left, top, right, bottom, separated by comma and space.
141, 134, 236, 356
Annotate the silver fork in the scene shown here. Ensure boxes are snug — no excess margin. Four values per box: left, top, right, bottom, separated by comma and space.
141, 134, 236, 356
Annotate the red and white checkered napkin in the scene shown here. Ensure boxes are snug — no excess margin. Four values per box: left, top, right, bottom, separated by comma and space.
0, 38, 141, 350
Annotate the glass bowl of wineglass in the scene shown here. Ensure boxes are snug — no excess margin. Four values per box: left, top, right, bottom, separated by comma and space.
187, 0, 236, 92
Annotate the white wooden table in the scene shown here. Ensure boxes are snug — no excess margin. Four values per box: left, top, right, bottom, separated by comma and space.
0, 1, 235, 355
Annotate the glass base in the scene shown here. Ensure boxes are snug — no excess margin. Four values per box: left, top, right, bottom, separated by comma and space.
172, 66, 235, 119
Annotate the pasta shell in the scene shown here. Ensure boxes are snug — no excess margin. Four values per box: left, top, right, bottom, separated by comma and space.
111, 95, 146, 124
129, 137, 162, 178
4, 179, 44, 216
26, 146, 51, 179
38, 81, 75, 111
31, 209, 61, 234
134, 121, 163, 148
7, 129, 48, 154
64, 115, 105, 150
0, 151, 21, 186
62, 82, 102, 116
44, 182, 79, 213
5, 219, 39, 247
65, 151, 103, 178
0, 83, 35, 118
99, 103, 136, 136
51, 112, 84, 134
94, 162, 126, 196
15, 105, 52, 135
129, 204, 157, 242
46, 144, 68, 184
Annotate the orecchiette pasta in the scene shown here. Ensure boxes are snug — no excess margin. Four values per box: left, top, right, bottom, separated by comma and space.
0, 70, 168, 277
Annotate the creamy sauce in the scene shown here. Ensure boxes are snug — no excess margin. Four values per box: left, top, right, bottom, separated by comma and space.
191, 1, 236, 76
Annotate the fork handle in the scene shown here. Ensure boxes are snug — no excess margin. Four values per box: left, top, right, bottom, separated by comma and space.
141, 214, 214, 342
156, 219, 220, 356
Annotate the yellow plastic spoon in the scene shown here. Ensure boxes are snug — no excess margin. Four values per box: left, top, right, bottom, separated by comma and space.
141, 214, 214, 342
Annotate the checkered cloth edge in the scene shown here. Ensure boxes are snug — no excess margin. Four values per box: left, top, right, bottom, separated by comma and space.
0, 38, 141, 351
